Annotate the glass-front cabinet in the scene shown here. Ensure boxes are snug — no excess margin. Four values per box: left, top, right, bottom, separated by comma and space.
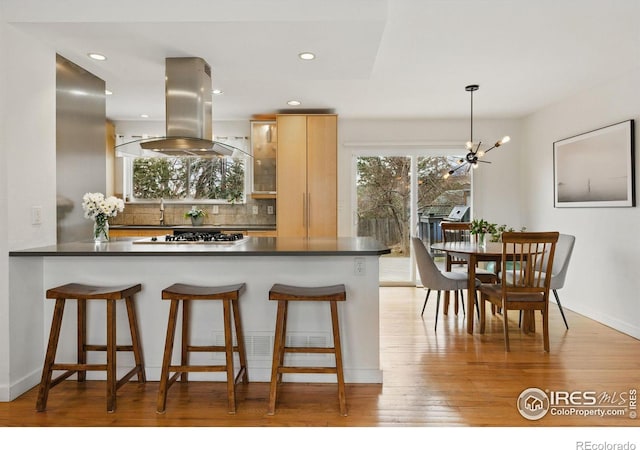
251, 120, 277, 196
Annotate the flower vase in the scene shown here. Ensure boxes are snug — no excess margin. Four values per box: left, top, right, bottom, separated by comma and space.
477, 233, 486, 249
191, 216, 204, 226
93, 215, 110, 243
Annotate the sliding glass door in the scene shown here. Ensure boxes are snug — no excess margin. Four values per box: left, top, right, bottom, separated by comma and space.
354, 152, 471, 285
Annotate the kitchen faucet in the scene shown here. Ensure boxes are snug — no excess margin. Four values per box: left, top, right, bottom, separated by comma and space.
159, 198, 165, 225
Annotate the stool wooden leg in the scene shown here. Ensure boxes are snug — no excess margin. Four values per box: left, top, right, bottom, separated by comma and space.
180, 299, 190, 383
276, 300, 288, 384
267, 300, 287, 415
106, 299, 117, 413
232, 301, 248, 384
36, 298, 66, 412
330, 301, 347, 416
77, 299, 87, 382
222, 299, 236, 414
157, 299, 179, 413
124, 296, 146, 382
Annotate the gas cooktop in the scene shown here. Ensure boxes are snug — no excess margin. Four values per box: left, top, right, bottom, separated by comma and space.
133, 232, 248, 245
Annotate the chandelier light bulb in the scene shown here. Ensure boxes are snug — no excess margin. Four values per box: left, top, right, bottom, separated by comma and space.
501, 136, 511, 144
465, 141, 474, 150
477, 150, 485, 157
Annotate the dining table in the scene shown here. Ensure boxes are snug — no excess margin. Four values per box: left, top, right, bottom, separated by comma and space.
430, 240, 502, 334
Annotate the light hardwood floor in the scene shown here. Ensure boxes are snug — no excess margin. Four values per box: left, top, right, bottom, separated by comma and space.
2, 287, 638, 432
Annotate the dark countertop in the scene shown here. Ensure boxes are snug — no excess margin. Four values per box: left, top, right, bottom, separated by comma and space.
9, 236, 391, 257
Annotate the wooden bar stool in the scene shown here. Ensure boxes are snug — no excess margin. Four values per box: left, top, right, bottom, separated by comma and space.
267, 283, 347, 416
157, 283, 248, 414
36, 283, 146, 413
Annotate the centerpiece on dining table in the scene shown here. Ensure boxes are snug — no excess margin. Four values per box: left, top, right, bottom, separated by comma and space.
470, 219, 496, 248
82, 192, 125, 243
470, 218, 526, 248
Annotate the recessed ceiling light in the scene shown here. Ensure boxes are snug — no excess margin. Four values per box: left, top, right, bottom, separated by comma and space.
105, 89, 113, 96
287, 100, 301, 106
298, 52, 316, 60
140, 114, 149, 118
88, 53, 107, 61
212, 89, 223, 95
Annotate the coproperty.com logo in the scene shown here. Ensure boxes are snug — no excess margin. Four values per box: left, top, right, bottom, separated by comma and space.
517, 387, 637, 420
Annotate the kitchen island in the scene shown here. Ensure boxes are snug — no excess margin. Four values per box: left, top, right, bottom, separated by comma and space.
5, 236, 390, 401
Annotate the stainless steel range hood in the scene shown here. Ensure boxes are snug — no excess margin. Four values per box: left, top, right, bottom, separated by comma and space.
139, 57, 234, 156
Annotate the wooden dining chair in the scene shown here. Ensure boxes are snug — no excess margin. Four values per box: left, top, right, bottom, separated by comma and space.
440, 222, 499, 316
412, 237, 480, 330
478, 231, 559, 352
441, 222, 499, 282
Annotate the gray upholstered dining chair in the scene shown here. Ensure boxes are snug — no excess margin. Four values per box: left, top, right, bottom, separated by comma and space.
545, 233, 575, 329
412, 237, 481, 331
518, 233, 575, 330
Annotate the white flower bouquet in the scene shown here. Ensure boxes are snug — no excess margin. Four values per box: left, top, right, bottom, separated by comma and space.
82, 192, 124, 242
82, 192, 124, 219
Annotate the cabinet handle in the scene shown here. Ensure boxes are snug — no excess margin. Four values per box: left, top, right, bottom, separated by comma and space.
307, 192, 311, 232
302, 192, 307, 228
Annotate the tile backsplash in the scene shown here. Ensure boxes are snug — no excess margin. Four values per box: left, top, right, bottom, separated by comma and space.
110, 199, 276, 227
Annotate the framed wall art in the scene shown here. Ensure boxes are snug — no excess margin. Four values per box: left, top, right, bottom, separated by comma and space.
554, 119, 635, 208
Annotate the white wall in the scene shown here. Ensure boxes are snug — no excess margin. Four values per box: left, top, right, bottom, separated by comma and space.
521, 68, 640, 339
0, 9, 9, 400
0, 22, 57, 401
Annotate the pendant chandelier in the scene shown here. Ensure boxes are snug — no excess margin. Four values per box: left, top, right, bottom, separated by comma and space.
444, 84, 510, 179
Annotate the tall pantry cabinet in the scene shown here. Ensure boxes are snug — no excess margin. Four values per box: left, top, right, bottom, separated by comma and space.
276, 114, 337, 237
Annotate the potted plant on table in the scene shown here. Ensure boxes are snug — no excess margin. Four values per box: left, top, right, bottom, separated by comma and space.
184, 207, 207, 226
470, 218, 496, 248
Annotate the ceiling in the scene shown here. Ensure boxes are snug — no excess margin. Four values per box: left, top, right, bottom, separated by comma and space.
3, 0, 640, 123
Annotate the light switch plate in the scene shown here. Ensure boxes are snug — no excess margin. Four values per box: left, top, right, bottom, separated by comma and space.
31, 206, 42, 225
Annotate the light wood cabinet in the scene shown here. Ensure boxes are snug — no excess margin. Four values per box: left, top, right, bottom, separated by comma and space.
110, 228, 168, 237
276, 114, 337, 237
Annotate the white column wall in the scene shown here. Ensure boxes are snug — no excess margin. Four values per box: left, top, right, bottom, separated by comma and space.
0, 22, 57, 401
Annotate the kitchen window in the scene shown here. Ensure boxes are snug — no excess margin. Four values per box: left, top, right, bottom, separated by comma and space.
124, 155, 247, 203
120, 135, 250, 204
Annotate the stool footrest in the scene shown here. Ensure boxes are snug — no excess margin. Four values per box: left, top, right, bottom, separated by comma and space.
278, 366, 338, 374
284, 346, 336, 354
168, 364, 230, 373
186, 345, 241, 353
52, 363, 108, 371
84, 344, 135, 352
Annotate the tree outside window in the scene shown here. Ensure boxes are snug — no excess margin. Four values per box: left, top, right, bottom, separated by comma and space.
132, 156, 245, 203
357, 155, 470, 256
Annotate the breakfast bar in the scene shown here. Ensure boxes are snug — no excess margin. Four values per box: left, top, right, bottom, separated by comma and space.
6, 236, 390, 400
